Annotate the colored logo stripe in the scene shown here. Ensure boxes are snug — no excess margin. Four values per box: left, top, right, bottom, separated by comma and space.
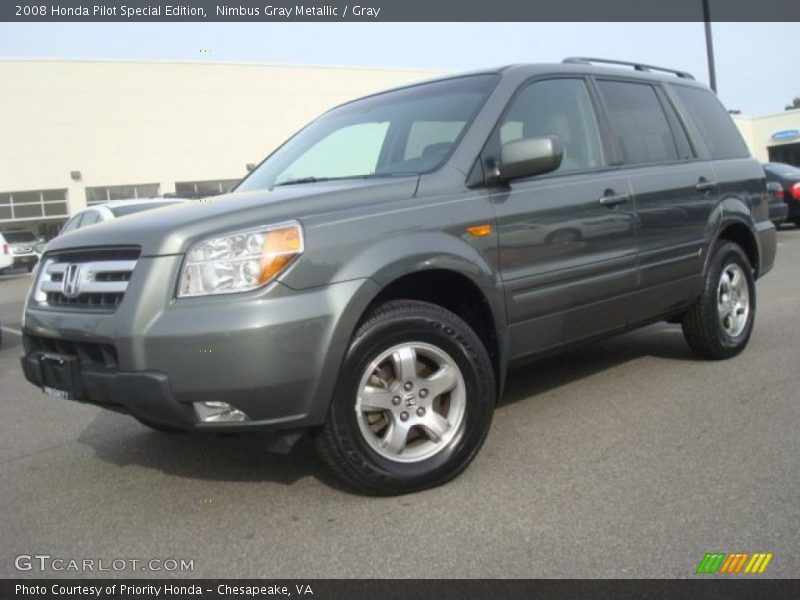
697, 553, 726, 574
744, 553, 773, 574
696, 552, 773, 574
719, 553, 749, 573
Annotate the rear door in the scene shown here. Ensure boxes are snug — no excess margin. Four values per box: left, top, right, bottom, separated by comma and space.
488, 77, 638, 359
594, 78, 717, 322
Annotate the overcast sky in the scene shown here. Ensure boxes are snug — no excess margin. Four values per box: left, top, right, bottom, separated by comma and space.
1, 22, 797, 115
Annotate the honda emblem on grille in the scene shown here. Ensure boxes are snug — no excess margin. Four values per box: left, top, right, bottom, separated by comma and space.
61, 264, 83, 298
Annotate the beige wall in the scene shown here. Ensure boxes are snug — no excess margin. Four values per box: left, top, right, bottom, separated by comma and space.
0, 59, 441, 219
5, 58, 798, 229
733, 110, 800, 162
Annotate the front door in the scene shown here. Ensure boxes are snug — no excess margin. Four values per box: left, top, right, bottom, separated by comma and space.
488, 77, 638, 359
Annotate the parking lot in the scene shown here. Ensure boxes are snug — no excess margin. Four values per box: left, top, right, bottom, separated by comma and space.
1, 230, 798, 579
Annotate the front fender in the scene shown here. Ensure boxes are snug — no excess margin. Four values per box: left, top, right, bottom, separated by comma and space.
299, 231, 507, 423
334, 230, 506, 330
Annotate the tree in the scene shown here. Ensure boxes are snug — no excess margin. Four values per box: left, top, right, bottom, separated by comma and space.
786, 97, 800, 111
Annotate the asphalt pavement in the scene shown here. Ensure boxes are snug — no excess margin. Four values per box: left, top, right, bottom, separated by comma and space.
1, 230, 798, 578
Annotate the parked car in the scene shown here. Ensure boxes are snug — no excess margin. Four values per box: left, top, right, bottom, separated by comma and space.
0, 229, 40, 273
0, 232, 14, 274
767, 181, 789, 226
57, 198, 187, 237
763, 162, 800, 226
20, 58, 776, 495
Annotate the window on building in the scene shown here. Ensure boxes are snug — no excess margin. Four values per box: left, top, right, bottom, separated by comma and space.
0, 189, 69, 223
85, 183, 160, 205
174, 179, 240, 197
597, 80, 679, 165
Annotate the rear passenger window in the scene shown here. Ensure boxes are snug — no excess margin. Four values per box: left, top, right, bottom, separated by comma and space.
597, 80, 679, 165
670, 85, 750, 160
499, 78, 605, 174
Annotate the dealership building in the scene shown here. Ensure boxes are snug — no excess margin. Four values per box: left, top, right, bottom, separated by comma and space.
1, 58, 799, 239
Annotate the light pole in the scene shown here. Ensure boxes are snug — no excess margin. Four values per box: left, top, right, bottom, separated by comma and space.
702, 0, 717, 92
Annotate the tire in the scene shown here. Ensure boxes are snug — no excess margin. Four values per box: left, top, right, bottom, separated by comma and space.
134, 416, 186, 433
681, 241, 756, 360
315, 300, 496, 495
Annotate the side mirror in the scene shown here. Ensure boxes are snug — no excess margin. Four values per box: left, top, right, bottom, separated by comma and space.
498, 135, 563, 183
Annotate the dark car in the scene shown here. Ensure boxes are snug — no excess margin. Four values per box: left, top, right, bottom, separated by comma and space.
764, 162, 800, 226
767, 181, 789, 226
21, 58, 776, 495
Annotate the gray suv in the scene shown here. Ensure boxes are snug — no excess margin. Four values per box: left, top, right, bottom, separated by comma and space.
21, 58, 776, 495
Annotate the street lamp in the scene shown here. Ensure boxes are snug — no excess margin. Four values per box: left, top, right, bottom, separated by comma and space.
703, 0, 717, 92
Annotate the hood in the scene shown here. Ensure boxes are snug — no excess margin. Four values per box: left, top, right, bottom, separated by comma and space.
46, 177, 419, 256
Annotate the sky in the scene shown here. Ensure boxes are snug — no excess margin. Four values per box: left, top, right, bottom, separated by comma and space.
0, 22, 797, 115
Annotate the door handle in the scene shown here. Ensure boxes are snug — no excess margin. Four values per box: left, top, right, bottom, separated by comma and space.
696, 178, 717, 192
598, 192, 630, 207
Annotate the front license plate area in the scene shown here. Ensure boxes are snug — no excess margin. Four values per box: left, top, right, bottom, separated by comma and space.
37, 353, 82, 400
43, 386, 69, 400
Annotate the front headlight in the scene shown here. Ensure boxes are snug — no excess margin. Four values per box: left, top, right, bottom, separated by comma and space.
178, 221, 304, 297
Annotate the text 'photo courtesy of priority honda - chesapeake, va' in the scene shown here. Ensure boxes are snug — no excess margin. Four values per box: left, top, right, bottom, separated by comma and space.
1, 2, 799, 598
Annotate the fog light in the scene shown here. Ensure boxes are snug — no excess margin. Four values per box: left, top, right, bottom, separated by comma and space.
194, 401, 249, 423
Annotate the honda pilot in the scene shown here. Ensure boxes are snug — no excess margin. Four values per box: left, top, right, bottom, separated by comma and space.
21, 58, 776, 495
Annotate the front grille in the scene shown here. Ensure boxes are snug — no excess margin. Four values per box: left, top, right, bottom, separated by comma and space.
33, 247, 140, 311
24, 334, 118, 369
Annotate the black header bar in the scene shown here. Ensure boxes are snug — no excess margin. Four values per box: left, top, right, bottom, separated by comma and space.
5, 579, 800, 600
4, 0, 800, 22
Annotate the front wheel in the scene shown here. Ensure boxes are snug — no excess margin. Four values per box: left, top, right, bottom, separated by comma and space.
682, 241, 756, 360
315, 300, 495, 495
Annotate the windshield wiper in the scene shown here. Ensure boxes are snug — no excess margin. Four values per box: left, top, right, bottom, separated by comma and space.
272, 176, 332, 187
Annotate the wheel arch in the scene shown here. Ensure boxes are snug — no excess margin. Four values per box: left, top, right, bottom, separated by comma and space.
709, 217, 760, 278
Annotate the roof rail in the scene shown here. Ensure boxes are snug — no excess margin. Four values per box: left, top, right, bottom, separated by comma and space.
562, 57, 695, 80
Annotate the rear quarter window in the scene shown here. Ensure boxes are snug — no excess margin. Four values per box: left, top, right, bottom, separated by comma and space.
670, 85, 750, 160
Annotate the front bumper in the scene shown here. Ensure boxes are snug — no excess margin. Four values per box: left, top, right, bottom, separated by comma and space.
21, 253, 377, 432
20, 360, 197, 428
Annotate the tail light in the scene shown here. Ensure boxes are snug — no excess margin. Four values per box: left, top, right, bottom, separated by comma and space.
792, 182, 800, 201
775, 187, 785, 201
2, 244, 8, 255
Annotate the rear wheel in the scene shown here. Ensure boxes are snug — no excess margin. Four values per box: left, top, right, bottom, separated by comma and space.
682, 241, 755, 360
315, 300, 495, 495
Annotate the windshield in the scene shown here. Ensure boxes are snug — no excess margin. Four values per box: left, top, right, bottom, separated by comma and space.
110, 201, 181, 217
237, 74, 498, 191
2, 231, 36, 243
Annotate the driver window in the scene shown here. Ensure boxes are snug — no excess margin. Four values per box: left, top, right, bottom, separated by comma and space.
499, 78, 605, 174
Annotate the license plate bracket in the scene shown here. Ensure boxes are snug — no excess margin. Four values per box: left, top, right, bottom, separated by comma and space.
37, 352, 83, 400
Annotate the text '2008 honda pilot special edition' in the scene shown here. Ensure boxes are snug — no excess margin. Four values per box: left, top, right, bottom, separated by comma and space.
22, 58, 776, 495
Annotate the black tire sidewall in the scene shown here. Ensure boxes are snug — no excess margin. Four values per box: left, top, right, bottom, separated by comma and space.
327, 304, 495, 491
